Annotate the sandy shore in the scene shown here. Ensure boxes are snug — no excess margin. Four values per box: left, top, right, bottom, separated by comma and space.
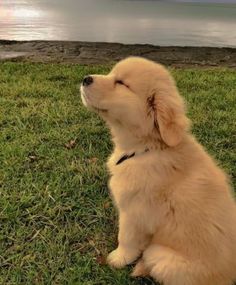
0, 40, 236, 67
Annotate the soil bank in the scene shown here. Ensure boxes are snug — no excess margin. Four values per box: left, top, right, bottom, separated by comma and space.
0, 40, 236, 67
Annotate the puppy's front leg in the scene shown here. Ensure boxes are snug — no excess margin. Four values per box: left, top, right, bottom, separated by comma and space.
107, 213, 147, 268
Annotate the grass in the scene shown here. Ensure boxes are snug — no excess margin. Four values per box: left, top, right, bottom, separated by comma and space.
0, 62, 235, 285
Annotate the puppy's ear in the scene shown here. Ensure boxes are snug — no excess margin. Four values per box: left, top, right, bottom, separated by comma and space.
150, 91, 189, 147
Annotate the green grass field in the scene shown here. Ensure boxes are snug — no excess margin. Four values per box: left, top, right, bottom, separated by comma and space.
0, 62, 235, 285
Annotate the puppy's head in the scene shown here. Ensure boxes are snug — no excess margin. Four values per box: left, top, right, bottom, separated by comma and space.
80, 57, 189, 147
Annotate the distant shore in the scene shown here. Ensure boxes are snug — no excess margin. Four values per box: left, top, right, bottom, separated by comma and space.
0, 40, 236, 67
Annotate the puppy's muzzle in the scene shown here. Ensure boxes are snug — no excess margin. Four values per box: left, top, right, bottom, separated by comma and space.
82, 76, 93, 86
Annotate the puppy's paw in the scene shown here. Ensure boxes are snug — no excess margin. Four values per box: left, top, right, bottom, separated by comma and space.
131, 259, 149, 277
107, 247, 139, 268
107, 248, 128, 268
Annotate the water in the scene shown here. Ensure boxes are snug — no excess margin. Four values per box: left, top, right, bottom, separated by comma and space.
0, 0, 236, 47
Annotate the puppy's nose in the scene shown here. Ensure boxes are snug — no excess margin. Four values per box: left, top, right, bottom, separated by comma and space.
82, 76, 93, 86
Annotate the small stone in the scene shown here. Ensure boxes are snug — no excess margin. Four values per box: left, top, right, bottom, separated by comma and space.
64, 139, 77, 149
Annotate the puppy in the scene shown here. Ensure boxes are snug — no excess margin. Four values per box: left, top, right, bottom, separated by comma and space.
80, 57, 236, 285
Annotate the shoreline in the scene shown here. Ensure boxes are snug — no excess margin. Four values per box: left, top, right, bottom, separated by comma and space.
0, 40, 236, 67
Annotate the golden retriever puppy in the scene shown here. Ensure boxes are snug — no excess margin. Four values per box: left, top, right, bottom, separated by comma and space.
80, 57, 236, 285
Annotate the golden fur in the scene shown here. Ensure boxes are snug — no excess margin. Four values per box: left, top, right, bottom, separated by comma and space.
80, 57, 236, 285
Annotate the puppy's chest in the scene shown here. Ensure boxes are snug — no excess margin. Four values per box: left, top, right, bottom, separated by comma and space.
108, 164, 145, 209
108, 169, 166, 234
107, 151, 155, 208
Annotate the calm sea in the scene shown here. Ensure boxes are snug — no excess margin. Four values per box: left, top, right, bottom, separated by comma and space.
0, 0, 236, 47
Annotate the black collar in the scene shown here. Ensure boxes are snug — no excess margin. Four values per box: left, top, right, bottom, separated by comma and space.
116, 148, 149, 165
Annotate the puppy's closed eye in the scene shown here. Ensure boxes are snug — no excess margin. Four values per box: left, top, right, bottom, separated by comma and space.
116, 80, 125, 85
115, 80, 129, 89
